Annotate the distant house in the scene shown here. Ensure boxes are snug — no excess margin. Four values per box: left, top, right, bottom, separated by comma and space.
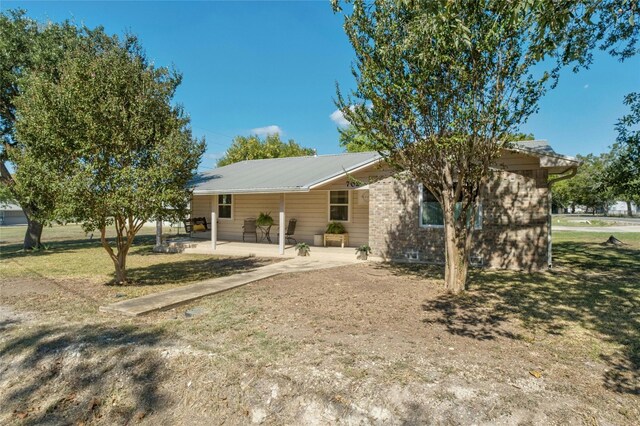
0, 202, 28, 226
608, 201, 639, 216
189, 140, 579, 270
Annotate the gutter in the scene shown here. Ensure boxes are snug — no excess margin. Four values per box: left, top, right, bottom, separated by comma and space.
192, 187, 310, 195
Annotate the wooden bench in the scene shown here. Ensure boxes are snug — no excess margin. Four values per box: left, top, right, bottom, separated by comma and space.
324, 233, 349, 248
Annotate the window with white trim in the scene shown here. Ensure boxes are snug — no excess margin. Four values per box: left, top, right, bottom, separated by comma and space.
329, 190, 349, 221
218, 194, 232, 219
419, 185, 482, 229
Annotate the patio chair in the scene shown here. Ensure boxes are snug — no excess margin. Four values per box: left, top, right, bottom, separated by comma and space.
243, 218, 258, 242
285, 218, 297, 244
183, 217, 209, 233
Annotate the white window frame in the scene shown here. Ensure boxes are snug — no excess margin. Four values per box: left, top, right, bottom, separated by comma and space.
418, 184, 482, 230
217, 194, 233, 220
328, 190, 351, 222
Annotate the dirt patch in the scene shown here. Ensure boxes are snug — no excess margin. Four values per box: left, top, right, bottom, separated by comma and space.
0, 277, 58, 297
1, 261, 638, 425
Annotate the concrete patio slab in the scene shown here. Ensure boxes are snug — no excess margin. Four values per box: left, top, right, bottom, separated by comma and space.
99, 257, 355, 317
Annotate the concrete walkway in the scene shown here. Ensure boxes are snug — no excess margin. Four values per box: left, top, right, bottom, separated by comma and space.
99, 257, 356, 317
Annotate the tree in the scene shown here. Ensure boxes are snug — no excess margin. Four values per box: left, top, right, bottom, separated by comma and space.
217, 134, 314, 166
333, 0, 638, 293
607, 92, 640, 216
12, 36, 204, 284
0, 9, 81, 249
339, 125, 376, 152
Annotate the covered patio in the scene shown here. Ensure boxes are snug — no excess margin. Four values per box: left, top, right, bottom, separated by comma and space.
176, 237, 369, 262
175, 152, 390, 258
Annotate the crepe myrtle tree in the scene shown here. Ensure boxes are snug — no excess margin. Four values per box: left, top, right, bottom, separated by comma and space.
12, 36, 204, 284
333, 0, 638, 293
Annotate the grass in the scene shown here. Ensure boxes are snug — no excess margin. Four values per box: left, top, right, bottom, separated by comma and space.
0, 226, 638, 423
0, 224, 277, 321
552, 214, 636, 227
420, 229, 640, 395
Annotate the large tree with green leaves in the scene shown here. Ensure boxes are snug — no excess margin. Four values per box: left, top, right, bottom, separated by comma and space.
607, 92, 640, 216
563, 153, 614, 214
12, 35, 204, 284
333, 0, 638, 293
0, 9, 82, 248
217, 134, 314, 167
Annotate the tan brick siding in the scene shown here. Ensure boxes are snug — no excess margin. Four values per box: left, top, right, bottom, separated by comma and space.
368, 169, 549, 271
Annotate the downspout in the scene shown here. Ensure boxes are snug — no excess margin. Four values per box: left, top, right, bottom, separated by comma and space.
546, 166, 578, 268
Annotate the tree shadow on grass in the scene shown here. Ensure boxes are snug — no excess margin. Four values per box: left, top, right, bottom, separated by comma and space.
123, 256, 275, 286
0, 235, 157, 261
0, 324, 169, 424
419, 240, 639, 395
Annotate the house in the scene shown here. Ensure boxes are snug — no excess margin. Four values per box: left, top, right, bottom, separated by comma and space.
189, 140, 579, 270
607, 201, 639, 216
0, 202, 28, 226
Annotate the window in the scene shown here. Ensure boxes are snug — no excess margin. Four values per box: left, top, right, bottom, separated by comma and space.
218, 194, 232, 219
329, 190, 349, 221
419, 185, 482, 229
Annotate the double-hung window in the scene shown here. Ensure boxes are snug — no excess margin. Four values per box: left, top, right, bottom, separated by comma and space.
218, 194, 232, 219
419, 185, 482, 229
329, 190, 350, 221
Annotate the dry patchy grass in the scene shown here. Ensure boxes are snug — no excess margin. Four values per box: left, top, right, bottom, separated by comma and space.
0, 229, 638, 424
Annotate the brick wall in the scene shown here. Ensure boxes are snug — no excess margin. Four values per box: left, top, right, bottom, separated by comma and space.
368, 169, 549, 271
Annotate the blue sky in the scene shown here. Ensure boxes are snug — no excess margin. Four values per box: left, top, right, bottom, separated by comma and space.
4, 1, 639, 170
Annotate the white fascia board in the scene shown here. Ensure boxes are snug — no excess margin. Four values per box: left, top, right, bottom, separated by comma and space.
192, 187, 310, 195
307, 157, 383, 190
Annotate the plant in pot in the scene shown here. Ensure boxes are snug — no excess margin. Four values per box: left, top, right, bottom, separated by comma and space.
355, 244, 372, 260
325, 221, 346, 234
295, 242, 311, 256
256, 212, 274, 227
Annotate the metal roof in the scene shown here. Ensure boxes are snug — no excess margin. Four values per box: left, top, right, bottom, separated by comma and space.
191, 151, 382, 194
191, 141, 577, 194
0, 202, 22, 212
510, 139, 578, 163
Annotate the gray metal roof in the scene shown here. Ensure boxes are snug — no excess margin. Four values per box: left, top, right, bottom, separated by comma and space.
510, 140, 578, 162
0, 202, 22, 212
191, 151, 382, 194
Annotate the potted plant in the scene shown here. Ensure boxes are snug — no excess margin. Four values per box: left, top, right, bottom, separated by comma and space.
325, 221, 346, 234
355, 244, 372, 260
295, 242, 311, 256
256, 212, 274, 227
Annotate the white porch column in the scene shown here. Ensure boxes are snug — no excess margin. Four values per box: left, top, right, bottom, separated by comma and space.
279, 194, 285, 255
211, 210, 217, 251
155, 220, 162, 246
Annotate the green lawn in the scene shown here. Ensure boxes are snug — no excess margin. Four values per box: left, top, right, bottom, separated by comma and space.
552, 214, 635, 227
0, 224, 277, 320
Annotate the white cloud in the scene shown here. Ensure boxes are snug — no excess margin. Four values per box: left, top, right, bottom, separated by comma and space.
584, 84, 590, 89
250, 125, 283, 136
330, 109, 350, 127
203, 152, 225, 161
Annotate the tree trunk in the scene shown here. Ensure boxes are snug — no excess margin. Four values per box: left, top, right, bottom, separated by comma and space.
442, 203, 469, 294
1, 161, 44, 249
112, 254, 128, 284
627, 200, 633, 217
444, 239, 469, 293
23, 217, 44, 250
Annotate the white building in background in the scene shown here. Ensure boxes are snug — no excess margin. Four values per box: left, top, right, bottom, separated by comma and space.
608, 201, 639, 216
0, 202, 28, 226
